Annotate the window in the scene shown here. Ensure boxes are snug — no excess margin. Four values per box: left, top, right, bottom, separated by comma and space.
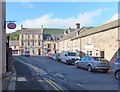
32, 41, 34, 46
116, 58, 120, 63
86, 51, 92, 56
32, 35, 34, 39
21, 41, 24, 46
48, 44, 51, 48
85, 56, 90, 61
87, 51, 89, 55
32, 49, 35, 54
81, 57, 86, 61
28, 35, 30, 39
38, 41, 40, 46
68, 52, 77, 56
22, 35, 24, 39
38, 34, 40, 38
90, 51, 92, 56
93, 57, 101, 61
14, 46, 16, 49
28, 41, 30, 46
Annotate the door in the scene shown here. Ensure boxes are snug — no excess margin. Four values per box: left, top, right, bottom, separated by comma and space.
38, 49, 41, 55
100, 51, 104, 58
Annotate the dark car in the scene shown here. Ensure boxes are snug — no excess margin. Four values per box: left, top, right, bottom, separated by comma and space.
112, 57, 120, 80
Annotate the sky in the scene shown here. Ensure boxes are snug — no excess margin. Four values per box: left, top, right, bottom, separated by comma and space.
6, 2, 118, 33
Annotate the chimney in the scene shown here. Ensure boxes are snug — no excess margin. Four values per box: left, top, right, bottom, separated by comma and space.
76, 23, 80, 30
41, 25, 44, 33
21, 25, 23, 29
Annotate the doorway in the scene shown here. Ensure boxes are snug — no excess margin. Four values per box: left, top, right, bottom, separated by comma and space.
38, 49, 41, 55
100, 51, 104, 58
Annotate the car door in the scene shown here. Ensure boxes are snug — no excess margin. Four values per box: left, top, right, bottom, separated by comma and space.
114, 58, 120, 70
83, 56, 90, 69
80, 56, 87, 68
78, 57, 84, 68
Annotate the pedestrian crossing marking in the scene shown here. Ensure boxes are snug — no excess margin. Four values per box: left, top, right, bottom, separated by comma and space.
17, 77, 28, 82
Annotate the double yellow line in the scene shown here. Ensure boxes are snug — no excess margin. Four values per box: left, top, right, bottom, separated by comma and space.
15, 57, 64, 92
44, 78, 64, 92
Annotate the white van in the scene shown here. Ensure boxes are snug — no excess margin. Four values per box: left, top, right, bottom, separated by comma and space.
61, 52, 80, 64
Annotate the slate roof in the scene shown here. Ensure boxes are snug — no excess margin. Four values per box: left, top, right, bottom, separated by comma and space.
58, 31, 77, 42
57, 27, 90, 42
43, 34, 63, 41
20, 28, 43, 34
43, 28, 65, 34
71, 19, 120, 40
9, 40, 19, 46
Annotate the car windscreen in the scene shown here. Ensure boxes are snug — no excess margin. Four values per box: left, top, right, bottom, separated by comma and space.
116, 58, 120, 63
93, 57, 102, 61
68, 52, 77, 56
26, 51, 30, 53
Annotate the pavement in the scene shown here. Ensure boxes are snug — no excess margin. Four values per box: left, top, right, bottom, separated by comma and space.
6, 57, 67, 92
6, 58, 16, 92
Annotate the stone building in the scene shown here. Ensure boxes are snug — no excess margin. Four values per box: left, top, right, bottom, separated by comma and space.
57, 19, 120, 62
56, 23, 89, 53
19, 26, 64, 56
9, 40, 20, 55
19, 26, 43, 55
43, 34, 63, 55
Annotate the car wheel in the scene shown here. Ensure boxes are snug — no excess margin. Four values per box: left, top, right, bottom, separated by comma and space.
87, 65, 92, 72
115, 70, 120, 80
66, 60, 69, 65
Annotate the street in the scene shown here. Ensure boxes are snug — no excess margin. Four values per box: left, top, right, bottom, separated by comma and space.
14, 56, 120, 92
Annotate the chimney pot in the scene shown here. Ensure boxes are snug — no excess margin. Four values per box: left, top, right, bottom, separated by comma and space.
21, 25, 23, 29
76, 23, 80, 29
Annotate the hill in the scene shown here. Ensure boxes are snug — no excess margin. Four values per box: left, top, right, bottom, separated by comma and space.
8, 27, 94, 40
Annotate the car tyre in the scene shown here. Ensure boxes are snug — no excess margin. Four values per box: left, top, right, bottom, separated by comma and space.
115, 70, 120, 80
87, 65, 92, 72
66, 60, 69, 65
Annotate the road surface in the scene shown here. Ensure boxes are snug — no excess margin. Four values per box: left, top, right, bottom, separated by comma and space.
14, 56, 120, 92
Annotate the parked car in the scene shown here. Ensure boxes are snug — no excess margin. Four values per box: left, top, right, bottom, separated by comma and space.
112, 57, 120, 80
21, 51, 30, 57
51, 54, 55, 60
60, 52, 80, 64
48, 53, 52, 58
75, 56, 110, 72
55, 53, 61, 62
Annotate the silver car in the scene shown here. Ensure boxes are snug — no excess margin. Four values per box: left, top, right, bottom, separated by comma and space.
112, 57, 120, 80
75, 56, 110, 72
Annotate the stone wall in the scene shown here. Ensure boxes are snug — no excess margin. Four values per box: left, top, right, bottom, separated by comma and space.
81, 28, 118, 61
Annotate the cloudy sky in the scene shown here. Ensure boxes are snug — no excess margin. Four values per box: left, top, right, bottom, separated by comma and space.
6, 2, 118, 33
